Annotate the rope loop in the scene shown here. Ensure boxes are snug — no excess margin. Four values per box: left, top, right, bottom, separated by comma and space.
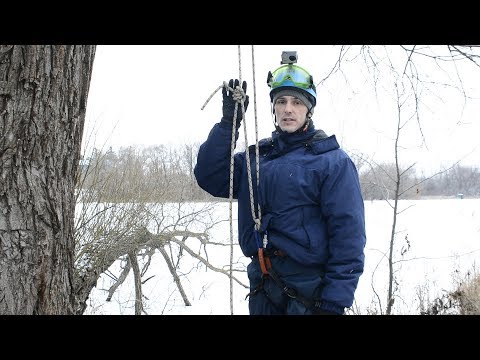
223, 80, 248, 104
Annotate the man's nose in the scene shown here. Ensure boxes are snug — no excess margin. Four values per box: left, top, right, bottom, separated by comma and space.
284, 101, 293, 112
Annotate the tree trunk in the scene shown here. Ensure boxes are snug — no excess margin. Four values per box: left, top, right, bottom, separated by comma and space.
0, 45, 96, 314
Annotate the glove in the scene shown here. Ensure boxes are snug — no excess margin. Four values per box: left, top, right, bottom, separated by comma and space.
221, 79, 249, 129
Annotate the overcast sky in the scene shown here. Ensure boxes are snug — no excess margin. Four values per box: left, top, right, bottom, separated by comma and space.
83, 45, 480, 174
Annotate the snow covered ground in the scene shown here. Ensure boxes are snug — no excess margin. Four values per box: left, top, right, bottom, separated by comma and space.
84, 198, 480, 315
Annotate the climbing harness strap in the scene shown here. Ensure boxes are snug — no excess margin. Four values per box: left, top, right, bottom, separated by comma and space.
247, 231, 323, 314
245, 261, 324, 314
266, 266, 323, 314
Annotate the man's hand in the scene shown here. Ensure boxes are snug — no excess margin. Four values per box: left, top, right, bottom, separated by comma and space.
221, 79, 249, 128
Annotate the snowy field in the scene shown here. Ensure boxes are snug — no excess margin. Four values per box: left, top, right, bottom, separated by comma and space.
84, 198, 480, 315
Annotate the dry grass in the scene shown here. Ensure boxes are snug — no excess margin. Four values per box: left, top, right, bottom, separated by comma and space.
452, 270, 480, 315
420, 265, 480, 315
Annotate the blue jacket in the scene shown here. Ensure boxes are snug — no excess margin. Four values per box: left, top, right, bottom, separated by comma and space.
194, 120, 366, 312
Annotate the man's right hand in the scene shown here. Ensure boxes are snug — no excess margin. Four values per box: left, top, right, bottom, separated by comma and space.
222, 79, 249, 128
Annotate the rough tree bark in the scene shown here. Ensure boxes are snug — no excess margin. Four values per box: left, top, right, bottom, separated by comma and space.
0, 45, 96, 314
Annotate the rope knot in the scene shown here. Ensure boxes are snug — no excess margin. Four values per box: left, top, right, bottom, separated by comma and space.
223, 81, 247, 104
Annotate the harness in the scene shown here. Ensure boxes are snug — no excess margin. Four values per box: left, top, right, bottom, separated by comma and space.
245, 231, 324, 314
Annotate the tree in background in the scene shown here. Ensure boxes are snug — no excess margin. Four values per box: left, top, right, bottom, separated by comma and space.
328, 45, 480, 314
75, 143, 248, 315
0, 45, 96, 314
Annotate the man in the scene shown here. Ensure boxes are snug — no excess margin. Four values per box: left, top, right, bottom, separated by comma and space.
194, 55, 366, 315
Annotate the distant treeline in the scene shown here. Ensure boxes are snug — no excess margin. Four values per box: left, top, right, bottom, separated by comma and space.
78, 144, 480, 203
355, 159, 480, 200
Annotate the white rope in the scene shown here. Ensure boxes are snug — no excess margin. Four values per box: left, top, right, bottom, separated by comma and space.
200, 45, 261, 315
227, 45, 242, 315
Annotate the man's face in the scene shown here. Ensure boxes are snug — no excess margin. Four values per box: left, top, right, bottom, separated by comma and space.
274, 95, 309, 133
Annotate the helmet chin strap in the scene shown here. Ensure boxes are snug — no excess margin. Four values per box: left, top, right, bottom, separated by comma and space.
300, 117, 312, 133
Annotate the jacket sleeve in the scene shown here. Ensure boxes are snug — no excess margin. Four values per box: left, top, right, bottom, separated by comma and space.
194, 121, 244, 199
319, 152, 366, 314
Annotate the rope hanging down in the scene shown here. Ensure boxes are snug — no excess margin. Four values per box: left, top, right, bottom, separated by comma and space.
200, 45, 262, 314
